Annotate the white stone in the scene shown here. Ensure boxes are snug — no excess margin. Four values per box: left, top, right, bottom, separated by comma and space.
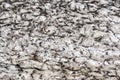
70, 1, 76, 10
20, 9, 28, 13
114, 60, 120, 65
99, 8, 110, 15
89, 72, 103, 77
109, 31, 119, 43
1, 27, 11, 37
14, 45, 22, 51
2, 2, 13, 9
87, 59, 101, 67
45, 3, 51, 9
23, 21, 30, 26
26, 45, 37, 54
8, 65, 17, 71
100, 0, 109, 4
33, 74, 41, 80
75, 57, 87, 63
40, 16, 46, 21
115, 34, 120, 39
45, 26, 57, 35
0, 12, 10, 19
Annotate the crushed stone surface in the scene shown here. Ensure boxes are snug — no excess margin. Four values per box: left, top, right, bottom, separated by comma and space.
0, 0, 120, 80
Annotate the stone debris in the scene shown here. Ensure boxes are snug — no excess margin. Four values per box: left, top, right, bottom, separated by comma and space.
0, 0, 120, 80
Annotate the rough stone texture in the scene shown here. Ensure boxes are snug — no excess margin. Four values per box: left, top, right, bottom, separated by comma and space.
0, 0, 120, 80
